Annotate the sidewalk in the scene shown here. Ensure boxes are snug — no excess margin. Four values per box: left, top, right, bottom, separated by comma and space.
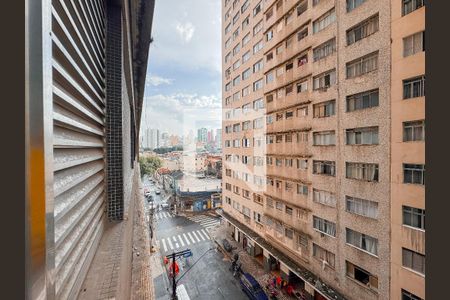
210, 225, 296, 300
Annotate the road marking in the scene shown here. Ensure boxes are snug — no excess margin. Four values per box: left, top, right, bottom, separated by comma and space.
187, 232, 197, 243
167, 238, 174, 250
182, 233, 190, 245
191, 231, 201, 242
199, 220, 220, 227
201, 229, 210, 239
161, 239, 168, 252
196, 230, 206, 241
177, 235, 185, 247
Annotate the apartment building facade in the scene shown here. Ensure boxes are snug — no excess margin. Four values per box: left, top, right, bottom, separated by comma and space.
222, 0, 425, 299
390, 1, 425, 300
25, 0, 154, 299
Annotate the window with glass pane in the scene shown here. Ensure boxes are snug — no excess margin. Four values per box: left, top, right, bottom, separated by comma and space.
313, 8, 336, 33
313, 243, 335, 268
313, 38, 336, 61
403, 120, 425, 142
346, 228, 378, 255
313, 216, 336, 237
346, 0, 366, 12
313, 160, 336, 176
346, 51, 378, 78
403, 164, 425, 185
346, 14, 379, 45
313, 100, 335, 117
402, 0, 425, 16
403, 76, 425, 99
346, 89, 379, 111
402, 289, 424, 300
313, 189, 336, 207
402, 248, 425, 274
313, 69, 336, 89
313, 131, 336, 146
402, 206, 425, 230
346, 127, 379, 145
346, 162, 379, 181
345, 196, 378, 218
297, 0, 308, 16
403, 31, 425, 57
297, 27, 308, 41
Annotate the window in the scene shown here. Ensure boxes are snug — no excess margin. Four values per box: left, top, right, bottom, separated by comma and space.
313, 216, 336, 237
242, 120, 251, 130
313, 69, 336, 90
402, 248, 425, 274
297, 80, 308, 93
233, 28, 240, 41
313, 38, 336, 61
403, 164, 425, 185
346, 196, 378, 219
253, 59, 263, 72
286, 61, 294, 72
285, 228, 294, 239
313, 131, 336, 146
297, 107, 308, 117
286, 36, 294, 48
276, 66, 284, 77
225, 183, 232, 191
313, 244, 335, 268
242, 206, 251, 217
297, 184, 308, 196
253, 98, 264, 110
285, 10, 294, 24
242, 16, 250, 30
285, 206, 293, 216
225, 96, 231, 106
266, 94, 273, 103
346, 127, 379, 145
346, 261, 378, 290
346, 51, 378, 78
313, 8, 336, 34
242, 51, 251, 63
346, 89, 379, 112
242, 86, 250, 97
243, 189, 250, 199
403, 120, 425, 142
285, 111, 294, 120
346, 162, 379, 182
346, 0, 367, 12
233, 139, 241, 147
403, 76, 425, 99
275, 201, 283, 211
297, 27, 308, 41
266, 30, 273, 41
266, 52, 273, 62
266, 197, 274, 208
297, 159, 308, 170
402, 289, 424, 300
254, 156, 264, 166
253, 79, 263, 91
266, 71, 274, 83
254, 194, 264, 206
225, 23, 232, 35
403, 206, 425, 230
233, 59, 241, 70
347, 14, 379, 45
253, 1, 262, 16
225, 38, 232, 49
233, 43, 241, 56
233, 75, 241, 86
404, 31, 425, 57
253, 117, 263, 128
242, 155, 249, 164
241, 0, 250, 13
313, 189, 336, 207
402, 0, 425, 16
296, 132, 309, 142
313, 100, 335, 118
233, 91, 240, 101
297, 0, 308, 16
285, 85, 293, 95
242, 68, 251, 80
297, 54, 308, 67
266, 7, 273, 20
233, 123, 241, 132
253, 40, 263, 54
242, 33, 251, 46
313, 0, 321, 6
225, 8, 231, 21
266, 115, 273, 125
346, 228, 378, 256
313, 160, 336, 176
225, 82, 231, 92
285, 158, 293, 167
253, 21, 263, 35
225, 52, 231, 63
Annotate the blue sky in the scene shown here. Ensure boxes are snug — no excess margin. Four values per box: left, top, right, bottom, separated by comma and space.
140, 0, 222, 137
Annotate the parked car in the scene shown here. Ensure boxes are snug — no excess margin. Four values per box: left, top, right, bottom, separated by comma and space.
146, 195, 153, 202
239, 273, 268, 300
155, 190, 161, 195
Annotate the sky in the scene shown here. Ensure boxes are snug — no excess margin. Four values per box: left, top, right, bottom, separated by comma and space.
140, 0, 222, 137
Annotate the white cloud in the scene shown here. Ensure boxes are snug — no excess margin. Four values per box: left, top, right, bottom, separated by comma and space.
175, 22, 195, 43
146, 75, 174, 86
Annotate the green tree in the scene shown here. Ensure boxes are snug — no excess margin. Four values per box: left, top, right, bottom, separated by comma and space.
139, 156, 162, 177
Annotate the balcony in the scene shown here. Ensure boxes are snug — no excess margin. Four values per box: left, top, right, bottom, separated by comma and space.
266, 164, 309, 183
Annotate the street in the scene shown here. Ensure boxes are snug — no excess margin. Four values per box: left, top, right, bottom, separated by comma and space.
143, 176, 248, 300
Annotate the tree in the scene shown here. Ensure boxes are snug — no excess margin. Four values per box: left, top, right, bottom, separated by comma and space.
139, 156, 162, 177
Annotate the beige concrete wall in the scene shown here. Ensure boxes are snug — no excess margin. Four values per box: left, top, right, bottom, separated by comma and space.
390, 3, 425, 300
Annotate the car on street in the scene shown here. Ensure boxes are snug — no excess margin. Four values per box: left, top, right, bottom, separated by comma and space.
239, 273, 268, 300
155, 190, 161, 195
161, 202, 169, 209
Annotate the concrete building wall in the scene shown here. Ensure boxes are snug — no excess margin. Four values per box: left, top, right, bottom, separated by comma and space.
390, 2, 425, 300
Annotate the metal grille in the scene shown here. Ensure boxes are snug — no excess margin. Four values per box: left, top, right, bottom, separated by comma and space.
51, 0, 106, 298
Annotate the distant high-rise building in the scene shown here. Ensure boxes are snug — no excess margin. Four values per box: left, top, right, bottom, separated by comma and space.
148, 128, 160, 149
197, 127, 208, 143
215, 128, 222, 148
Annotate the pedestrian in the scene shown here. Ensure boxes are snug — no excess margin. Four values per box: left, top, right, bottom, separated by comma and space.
276, 276, 281, 288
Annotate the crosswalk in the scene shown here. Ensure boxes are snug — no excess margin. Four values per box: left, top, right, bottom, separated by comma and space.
186, 214, 221, 231
159, 229, 211, 252
154, 211, 173, 220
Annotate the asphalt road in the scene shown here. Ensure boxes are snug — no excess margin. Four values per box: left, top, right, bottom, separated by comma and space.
143, 176, 247, 300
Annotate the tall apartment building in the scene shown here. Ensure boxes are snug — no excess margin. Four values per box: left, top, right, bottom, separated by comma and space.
390, 1, 425, 300
25, 0, 154, 298
221, 0, 425, 299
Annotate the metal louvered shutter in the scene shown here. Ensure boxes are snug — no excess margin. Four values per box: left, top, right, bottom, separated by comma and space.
51, 0, 106, 298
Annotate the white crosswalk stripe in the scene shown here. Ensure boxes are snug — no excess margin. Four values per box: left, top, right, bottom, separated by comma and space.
158, 227, 215, 253
186, 214, 221, 230
167, 238, 174, 250
182, 233, 190, 245
177, 235, 185, 247
161, 239, 168, 252
191, 231, 201, 242
196, 230, 206, 241
187, 232, 196, 244
201, 229, 210, 239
